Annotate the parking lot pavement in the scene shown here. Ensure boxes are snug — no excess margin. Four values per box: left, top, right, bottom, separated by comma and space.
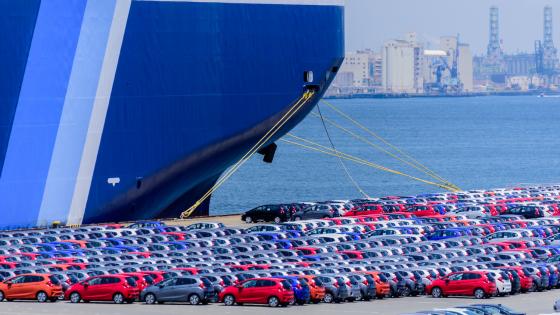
165, 214, 247, 228
0, 292, 558, 315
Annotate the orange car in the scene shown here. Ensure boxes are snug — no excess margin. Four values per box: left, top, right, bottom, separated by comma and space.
361, 271, 390, 299
0, 274, 63, 302
296, 275, 325, 303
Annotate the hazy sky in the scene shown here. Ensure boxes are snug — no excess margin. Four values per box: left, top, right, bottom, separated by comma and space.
345, 0, 558, 55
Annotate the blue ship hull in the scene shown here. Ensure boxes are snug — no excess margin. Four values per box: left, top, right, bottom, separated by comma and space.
0, 0, 344, 229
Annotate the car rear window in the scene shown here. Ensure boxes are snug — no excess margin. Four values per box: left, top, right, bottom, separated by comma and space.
143, 275, 154, 285
201, 278, 212, 287
125, 277, 137, 287
48, 275, 60, 285
281, 280, 292, 290
313, 277, 324, 286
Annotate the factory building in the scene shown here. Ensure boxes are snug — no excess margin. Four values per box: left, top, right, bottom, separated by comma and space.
382, 36, 424, 94
330, 49, 382, 95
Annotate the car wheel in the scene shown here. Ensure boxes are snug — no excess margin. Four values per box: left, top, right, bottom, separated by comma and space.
36, 291, 48, 303
0, 291, 4, 302
322, 216, 330, 219
323, 293, 334, 303
223, 294, 235, 306
113, 293, 125, 304
189, 294, 201, 305
244, 217, 253, 224
431, 287, 443, 298
144, 293, 157, 305
273, 217, 282, 224
294, 216, 301, 221
474, 288, 485, 299
268, 296, 280, 307
69, 292, 81, 303
400, 286, 411, 297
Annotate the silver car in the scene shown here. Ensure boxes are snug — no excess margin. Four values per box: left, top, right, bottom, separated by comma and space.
140, 276, 216, 305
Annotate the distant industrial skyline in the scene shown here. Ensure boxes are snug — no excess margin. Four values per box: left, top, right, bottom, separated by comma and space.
346, 0, 558, 54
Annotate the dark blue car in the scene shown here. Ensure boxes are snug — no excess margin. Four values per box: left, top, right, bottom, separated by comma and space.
275, 276, 310, 305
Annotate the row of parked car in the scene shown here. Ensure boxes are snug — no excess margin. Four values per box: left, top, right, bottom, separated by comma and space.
0, 185, 559, 309
242, 185, 560, 223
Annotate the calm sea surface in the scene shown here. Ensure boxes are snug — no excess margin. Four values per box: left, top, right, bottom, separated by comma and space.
210, 95, 560, 215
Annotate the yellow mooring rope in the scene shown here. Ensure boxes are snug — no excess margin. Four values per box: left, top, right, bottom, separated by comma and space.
320, 100, 461, 191
282, 133, 460, 192
179, 90, 316, 219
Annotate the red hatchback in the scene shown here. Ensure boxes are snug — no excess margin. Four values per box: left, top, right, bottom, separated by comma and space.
426, 271, 497, 299
65, 275, 140, 304
406, 204, 439, 217
219, 278, 294, 307
344, 204, 383, 216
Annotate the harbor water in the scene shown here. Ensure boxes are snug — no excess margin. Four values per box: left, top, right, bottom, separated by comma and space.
211, 95, 560, 215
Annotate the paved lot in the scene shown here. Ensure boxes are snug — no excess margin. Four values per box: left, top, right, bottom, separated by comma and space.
1, 291, 559, 315
163, 214, 246, 227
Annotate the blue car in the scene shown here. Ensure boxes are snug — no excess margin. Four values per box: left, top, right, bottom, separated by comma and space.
275, 276, 310, 305
428, 228, 472, 241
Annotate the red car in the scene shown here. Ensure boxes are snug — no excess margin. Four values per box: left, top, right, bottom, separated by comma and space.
426, 271, 497, 299
406, 204, 439, 217
344, 204, 383, 216
65, 275, 140, 304
219, 277, 294, 307
120, 272, 153, 292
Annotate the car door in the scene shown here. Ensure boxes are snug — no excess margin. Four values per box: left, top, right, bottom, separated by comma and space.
4, 276, 26, 299
310, 206, 325, 219
97, 277, 120, 301
237, 280, 258, 303
82, 277, 103, 300
458, 272, 480, 295
444, 273, 464, 295
253, 279, 273, 304
302, 206, 316, 219
157, 278, 178, 302
171, 278, 194, 302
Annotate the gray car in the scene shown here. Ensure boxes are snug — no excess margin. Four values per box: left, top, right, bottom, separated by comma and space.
140, 276, 216, 305
293, 205, 339, 220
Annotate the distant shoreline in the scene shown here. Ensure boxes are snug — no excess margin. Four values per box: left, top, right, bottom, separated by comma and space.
325, 90, 560, 99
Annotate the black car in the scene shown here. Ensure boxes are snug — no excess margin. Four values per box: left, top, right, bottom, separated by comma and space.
241, 204, 292, 223
504, 206, 545, 219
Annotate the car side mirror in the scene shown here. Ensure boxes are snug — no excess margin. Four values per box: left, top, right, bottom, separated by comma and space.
83, 283, 89, 288
445, 279, 450, 284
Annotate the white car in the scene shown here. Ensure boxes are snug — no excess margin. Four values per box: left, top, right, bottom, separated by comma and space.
483, 269, 512, 296
451, 206, 490, 219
